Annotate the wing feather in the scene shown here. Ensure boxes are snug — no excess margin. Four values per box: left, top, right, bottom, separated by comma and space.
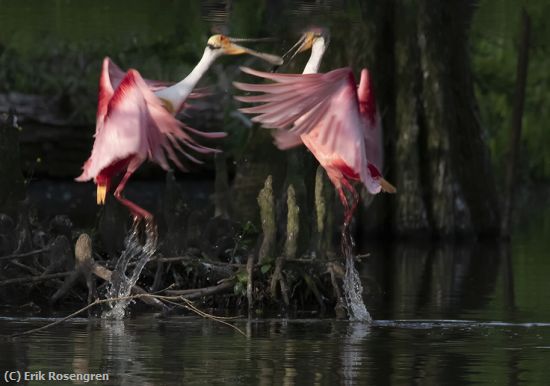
234, 66, 387, 194
95, 58, 115, 137
77, 67, 225, 181
358, 68, 384, 170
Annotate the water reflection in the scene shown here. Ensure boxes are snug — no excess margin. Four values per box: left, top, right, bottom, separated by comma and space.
341, 323, 370, 386
1, 316, 550, 386
100, 320, 152, 385
362, 241, 520, 322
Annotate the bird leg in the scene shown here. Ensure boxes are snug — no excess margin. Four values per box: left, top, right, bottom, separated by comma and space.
340, 179, 360, 227
113, 169, 153, 222
338, 179, 360, 260
337, 186, 351, 217
113, 167, 159, 246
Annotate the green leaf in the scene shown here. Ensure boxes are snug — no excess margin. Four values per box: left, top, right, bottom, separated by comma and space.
233, 281, 244, 295
236, 270, 248, 283
260, 264, 272, 274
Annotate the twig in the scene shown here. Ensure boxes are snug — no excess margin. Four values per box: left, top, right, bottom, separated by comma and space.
164, 280, 235, 299
152, 295, 240, 321
0, 248, 49, 261
246, 252, 254, 315
303, 273, 326, 312
9, 298, 102, 338
0, 272, 71, 286
10, 261, 41, 276
155, 255, 244, 267
159, 297, 246, 337
8, 293, 246, 339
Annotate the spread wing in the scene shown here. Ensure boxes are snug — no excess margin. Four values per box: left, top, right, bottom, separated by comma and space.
77, 68, 225, 182
234, 66, 388, 194
107, 57, 171, 92
95, 57, 115, 137
106, 57, 208, 113
357, 68, 383, 171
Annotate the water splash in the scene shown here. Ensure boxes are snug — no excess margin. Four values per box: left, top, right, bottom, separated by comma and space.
341, 223, 372, 323
103, 219, 158, 320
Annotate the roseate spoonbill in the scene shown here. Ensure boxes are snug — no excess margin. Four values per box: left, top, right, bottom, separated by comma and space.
234, 29, 396, 225
76, 35, 283, 220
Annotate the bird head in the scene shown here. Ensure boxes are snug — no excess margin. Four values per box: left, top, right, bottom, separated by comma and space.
206, 34, 283, 65
282, 27, 330, 62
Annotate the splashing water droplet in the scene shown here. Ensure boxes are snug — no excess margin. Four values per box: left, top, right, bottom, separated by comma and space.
341, 223, 371, 323
103, 219, 158, 320
342, 253, 371, 322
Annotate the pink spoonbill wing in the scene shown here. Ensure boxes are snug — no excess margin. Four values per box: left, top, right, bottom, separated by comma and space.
77, 62, 224, 183
106, 57, 209, 113
234, 66, 387, 194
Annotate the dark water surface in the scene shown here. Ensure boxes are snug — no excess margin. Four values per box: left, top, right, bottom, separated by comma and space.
1, 315, 550, 385
1, 199, 549, 386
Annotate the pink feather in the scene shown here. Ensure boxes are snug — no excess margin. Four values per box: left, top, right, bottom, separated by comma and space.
76, 58, 225, 183
234, 66, 386, 195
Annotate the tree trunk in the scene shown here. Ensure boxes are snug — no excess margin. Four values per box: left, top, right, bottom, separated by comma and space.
0, 110, 25, 217
390, 0, 501, 238
422, 0, 500, 237
502, 9, 531, 237
393, 0, 431, 237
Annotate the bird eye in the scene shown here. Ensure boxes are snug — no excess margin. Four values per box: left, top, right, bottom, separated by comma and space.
207, 44, 217, 49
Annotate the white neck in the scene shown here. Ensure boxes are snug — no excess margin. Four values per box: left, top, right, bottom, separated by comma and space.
303, 38, 327, 74
155, 47, 221, 113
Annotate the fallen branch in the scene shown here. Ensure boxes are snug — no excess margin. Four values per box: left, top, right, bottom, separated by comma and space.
164, 280, 235, 299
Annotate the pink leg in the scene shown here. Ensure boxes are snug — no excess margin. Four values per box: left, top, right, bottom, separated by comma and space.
337, 185, 355, 224
113, 165, 152, 221
340, 178, 359, 225
337, 180, 357, 259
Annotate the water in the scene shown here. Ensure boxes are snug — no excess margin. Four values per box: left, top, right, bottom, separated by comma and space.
1, 316, 550, 385
103, 220, 158, 320
342, 253, 371, 323
341, 221, 371, 322
1, 201, 549, 385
